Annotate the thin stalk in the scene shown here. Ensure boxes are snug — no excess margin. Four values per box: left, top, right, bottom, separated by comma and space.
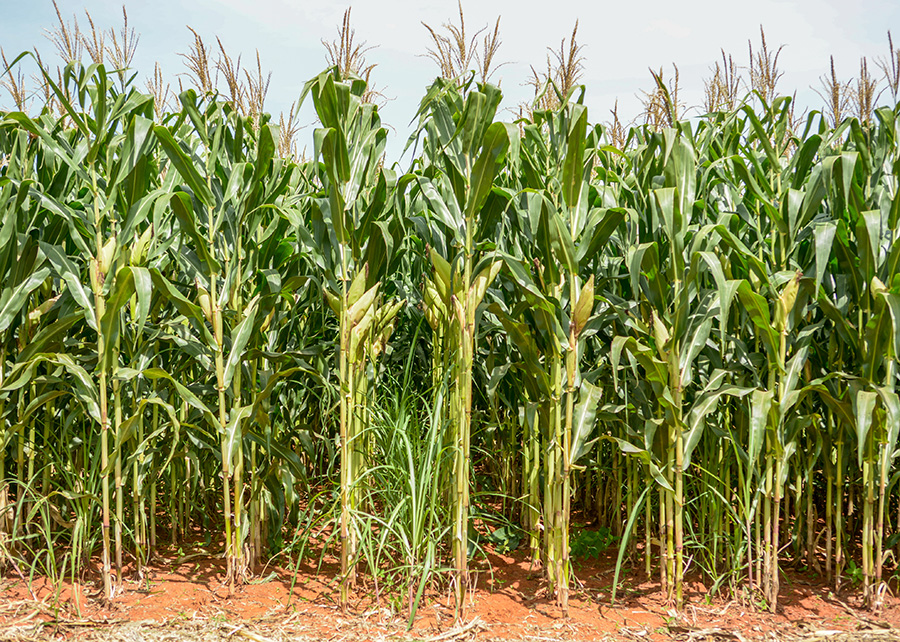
231, 243, 246, 581
771, 456, 782, 611
113, 337, 123, 586
645, 468, 652, 578
875, 358, 896, 609
863, 434, 874, 604
764, 455, 773, 604
806, 464, 815, 570
825, 421, 833, 581
15, 392, 24, 521
659, 485, 668, 593
526, 406, 541, 566
150, 382, 158, 556
665, 468, 675, 604
755, 503, 762, 592
134, 403, 144, 576
248, 358, 260, 569
90, 166, 113, 603
0, 345, 7, 553
836, 434, 844, 590
42, 400, 53, 497
339, 244, 352, 607
673, 384, 684, 610
208, 212, 235, 588
451, 185, 477, 617
557, 273, 578, 616
170, 462, 178, 545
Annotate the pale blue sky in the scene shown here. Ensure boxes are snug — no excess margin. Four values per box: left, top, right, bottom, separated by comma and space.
2, 0, 899, 162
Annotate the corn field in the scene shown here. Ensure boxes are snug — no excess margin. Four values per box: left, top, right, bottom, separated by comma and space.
1, 22, 900, 624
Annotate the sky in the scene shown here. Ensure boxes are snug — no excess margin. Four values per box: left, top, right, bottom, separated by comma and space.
2, 0, 899, 162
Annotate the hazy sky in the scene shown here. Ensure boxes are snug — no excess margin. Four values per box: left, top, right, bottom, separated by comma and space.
2, 0, 899, 161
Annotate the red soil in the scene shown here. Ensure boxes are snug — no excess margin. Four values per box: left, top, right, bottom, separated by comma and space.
2, 542, 898, 640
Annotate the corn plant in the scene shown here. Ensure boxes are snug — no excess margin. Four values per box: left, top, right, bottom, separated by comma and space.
0, 29, 899, 623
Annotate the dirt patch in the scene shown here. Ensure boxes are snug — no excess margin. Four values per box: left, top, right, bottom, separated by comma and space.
1, 545, 898, 641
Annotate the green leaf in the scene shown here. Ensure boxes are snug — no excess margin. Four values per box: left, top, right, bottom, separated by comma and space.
469, 260, 502, 309
143, 367, 218, 433
854, 389, 878, 467
684, 381, 752, 468
749, 389, 775, 470
18, 315, 81, 362
549, 211, 577, 274
417, 176, 463, 239
223, 297, 260, 390
562, 103, 588, 209
0, 266, 50, 333
464, 121, 510, 220
224, 404, 254, 470
879, 291, 900, 361
736, 281, 780, 366
320, 126, 351, 186
132, 266, 152, 339
40, 243, 95, 325
576, 208, 626, 266
814, 222, 836, 294
609, 437, 673, 491
679, 318, 712, 389
170, 192, 221, 273
99, 265, 137, 370
611, 486, 650, 605
153, 125, 215, 207
148, 269, 210, 340
570, 380, 603, 464
104, 397, 181, 476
